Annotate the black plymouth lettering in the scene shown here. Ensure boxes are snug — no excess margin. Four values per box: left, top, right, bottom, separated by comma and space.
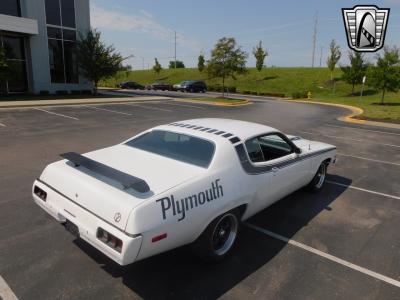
156, 197, 171, 220
156, 179, 224, 222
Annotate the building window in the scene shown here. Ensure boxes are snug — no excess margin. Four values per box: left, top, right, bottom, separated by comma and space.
0, 0, 21, 17
45, 0, 78, 84
61, 0, 76, 28
0, 35, 28, 93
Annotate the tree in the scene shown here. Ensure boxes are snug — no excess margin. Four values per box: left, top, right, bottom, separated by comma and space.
367, 46, 400, 104
252, 41, 268, 72
0, 46, 9, 83
153, 58, 162, 75
168, 60, 185, 68
198, 54, 205, 72
326, 39, 341, 82
206, 37, 247, 97
76, 29, 124, 94
341, 51, 368, 94
121, 64, 132, 71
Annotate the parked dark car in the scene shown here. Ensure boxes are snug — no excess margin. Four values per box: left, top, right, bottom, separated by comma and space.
175, 80, 207, 93
145, 81, 173, 91
118, 82, 145, 89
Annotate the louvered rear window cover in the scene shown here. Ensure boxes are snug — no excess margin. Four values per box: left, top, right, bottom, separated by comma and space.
167, 123, 241, 144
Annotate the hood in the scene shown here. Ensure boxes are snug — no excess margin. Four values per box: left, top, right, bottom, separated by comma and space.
40, 144, 205, 230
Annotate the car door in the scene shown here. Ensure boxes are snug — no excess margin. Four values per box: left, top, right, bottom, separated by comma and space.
243, 133, 310, 209
258, 134, 310, 202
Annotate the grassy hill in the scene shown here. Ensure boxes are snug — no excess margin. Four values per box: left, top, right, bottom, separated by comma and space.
100, 67, 400, 123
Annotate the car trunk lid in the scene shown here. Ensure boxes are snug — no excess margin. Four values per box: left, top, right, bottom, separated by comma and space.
39, 144, 205, 230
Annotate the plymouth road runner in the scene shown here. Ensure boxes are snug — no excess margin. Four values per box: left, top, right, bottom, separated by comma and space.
32, 118, 337, 265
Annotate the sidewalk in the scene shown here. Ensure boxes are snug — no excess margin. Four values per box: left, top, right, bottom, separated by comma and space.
0, 95, 170, 109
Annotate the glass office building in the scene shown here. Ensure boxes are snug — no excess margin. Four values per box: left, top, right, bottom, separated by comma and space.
0, 0, 92, 94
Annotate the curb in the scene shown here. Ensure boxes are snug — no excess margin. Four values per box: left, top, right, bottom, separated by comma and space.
285, 99, 400, 130
0, 96, 170, 109
175, 99, 251, 107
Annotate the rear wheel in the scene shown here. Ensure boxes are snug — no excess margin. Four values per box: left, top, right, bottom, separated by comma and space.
192, 211, 239, 262
307, 162, 328, 192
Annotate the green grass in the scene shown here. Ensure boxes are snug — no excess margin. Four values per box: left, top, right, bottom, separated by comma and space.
100, 67, 400, 122
191, 97, 246, 104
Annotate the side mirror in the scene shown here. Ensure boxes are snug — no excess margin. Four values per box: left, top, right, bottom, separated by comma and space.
294, 147, 302, 154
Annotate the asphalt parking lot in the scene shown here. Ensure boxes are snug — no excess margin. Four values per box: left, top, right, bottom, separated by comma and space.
0, 96, 399, 299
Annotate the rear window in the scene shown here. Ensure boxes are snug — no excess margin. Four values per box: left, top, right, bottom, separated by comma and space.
125, 130, 215, 168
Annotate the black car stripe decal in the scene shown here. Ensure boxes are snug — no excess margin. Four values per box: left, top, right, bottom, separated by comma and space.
234, 143, 336, 175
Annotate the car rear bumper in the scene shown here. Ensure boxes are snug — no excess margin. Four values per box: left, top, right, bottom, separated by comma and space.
32, 180, 142, 266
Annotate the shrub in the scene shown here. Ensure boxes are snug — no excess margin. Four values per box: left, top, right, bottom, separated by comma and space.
226, 86, 236, 93
81, 89, 93, 95
265, 92, 286, 97
71, 90, 81, 95
39, 90, 50, 95
291, 91, 308, 99
56, 90, 69, 95
242, 90, 251, 94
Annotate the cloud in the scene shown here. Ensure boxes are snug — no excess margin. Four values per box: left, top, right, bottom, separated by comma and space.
139, 9, 153, 19
91, 5, 171, 39
90, 5, 201, 51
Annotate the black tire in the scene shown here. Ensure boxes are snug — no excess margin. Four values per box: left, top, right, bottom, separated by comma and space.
191, 210, 240, 262
307, 162, 328, 192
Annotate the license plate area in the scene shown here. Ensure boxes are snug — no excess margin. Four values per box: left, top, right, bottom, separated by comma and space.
64, 220, 79, 238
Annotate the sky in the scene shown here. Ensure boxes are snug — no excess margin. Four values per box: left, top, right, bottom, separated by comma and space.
90, 0, 400, 70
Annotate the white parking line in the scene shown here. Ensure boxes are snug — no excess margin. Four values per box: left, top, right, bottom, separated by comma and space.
163, 102, 206, 110
0, 122, 6, 127
337, 153, 400, 167
244, 223, 400, 289
33, 108, 79, 120
325, 124, 400, 136
0, 275, 18, 300
82, 105, 133, 116
299, 131, 400, 148
326, 180, 400, 200
124, 103, 172, 112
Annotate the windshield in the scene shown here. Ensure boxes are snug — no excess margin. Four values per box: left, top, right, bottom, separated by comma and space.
125, 130, 215, 168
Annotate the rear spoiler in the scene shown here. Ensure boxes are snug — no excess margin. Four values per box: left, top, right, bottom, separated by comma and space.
60, 152, 150, 193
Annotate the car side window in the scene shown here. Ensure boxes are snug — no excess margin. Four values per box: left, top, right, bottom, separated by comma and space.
245, 138, 264, 162
245, 134, 294, 163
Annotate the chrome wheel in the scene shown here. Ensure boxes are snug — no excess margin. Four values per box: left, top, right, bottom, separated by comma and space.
314, 163, 326, 189
211, 213, 238, 256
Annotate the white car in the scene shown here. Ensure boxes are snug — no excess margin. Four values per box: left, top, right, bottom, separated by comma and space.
32, 118, 337, 265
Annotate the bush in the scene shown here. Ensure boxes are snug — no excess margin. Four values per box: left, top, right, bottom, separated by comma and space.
264, 92, 286, 97
56, 90, 69, 95
226, 86, 236, 93
71, 90, 81, 95
81, 90, 93, 95
242, 90, 251, 94
39, 90, 50, 95
291, 91, 308, 99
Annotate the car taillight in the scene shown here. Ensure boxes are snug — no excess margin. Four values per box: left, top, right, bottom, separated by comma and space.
34, 186, 47, 201
97, 228, 123, 253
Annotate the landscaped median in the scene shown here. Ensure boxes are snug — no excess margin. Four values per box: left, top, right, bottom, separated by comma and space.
177, 97, 251, 107
287, 97, 400, 129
